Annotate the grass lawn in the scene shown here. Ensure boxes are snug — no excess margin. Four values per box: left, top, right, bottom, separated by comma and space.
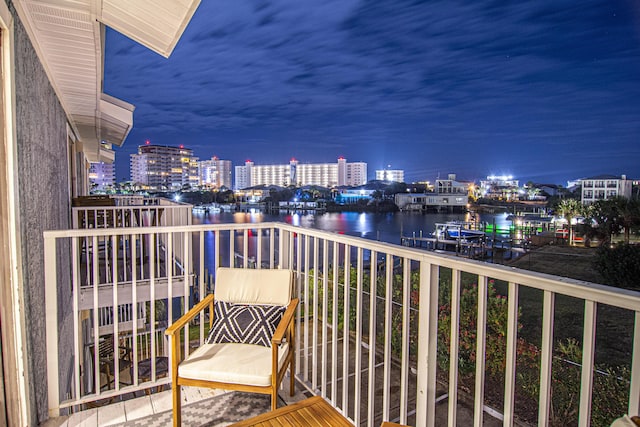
496, 245, 635, 367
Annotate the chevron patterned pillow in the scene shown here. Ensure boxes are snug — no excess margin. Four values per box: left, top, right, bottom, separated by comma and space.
206, 301, 286, 347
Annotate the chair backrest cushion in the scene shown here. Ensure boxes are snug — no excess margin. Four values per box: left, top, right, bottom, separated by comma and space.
215, 268, 293, 306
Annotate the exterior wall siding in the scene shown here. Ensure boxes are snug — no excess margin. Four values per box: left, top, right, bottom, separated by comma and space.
11, 2, 73, 422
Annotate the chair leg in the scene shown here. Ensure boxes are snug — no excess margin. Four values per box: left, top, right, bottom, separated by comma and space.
271, 389, 278, 411
290, 358, 295, 396
173, 383, 181, 427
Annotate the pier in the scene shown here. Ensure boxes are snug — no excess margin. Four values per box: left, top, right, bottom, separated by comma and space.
401, 233, 527, 262
400, 220, 537, 262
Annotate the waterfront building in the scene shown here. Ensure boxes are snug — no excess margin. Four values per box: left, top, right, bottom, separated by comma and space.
415, 180, 435, 192
235, 161, 251, 190
395, 173, 468, 211
536, 184, 561, 197
233, 185, 279, 203
436, 173, 470, 195
249, 160, 290, 187
234, 157, 367, 189
333, 188, 376, 204
580, 174, 632, 205
89, 162, 115, 192
339, 157, 368, 187
376, 168, 405, 183
394, 192, 468, 211
479, 174, 520, 201
130, 143, 199, 190
198, 156, 232, 189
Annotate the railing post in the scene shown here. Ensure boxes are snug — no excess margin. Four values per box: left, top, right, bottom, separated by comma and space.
474, 276, 488, 427
578, 301, 597, 427
400, 259, 411, 424
503, 281, 519, 427
538, 290, 555, 427
44, 234, 60, 417
448, 269, 462, 426
416, 261, 438, 427
629, 312, 640, 416
279, 228, 291, 269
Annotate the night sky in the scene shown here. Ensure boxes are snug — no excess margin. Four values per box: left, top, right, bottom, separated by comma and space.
105, 0, 640, 185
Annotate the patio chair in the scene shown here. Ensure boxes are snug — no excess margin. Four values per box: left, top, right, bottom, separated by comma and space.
87, 335, 133, 392
165, 267, 298, 427
611, 415, 640, 426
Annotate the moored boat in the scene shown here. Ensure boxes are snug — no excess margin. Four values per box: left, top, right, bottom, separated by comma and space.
434, 221, 485, 240
192, 203, 221, 214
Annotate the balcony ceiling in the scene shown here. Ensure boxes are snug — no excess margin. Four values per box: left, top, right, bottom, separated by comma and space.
14, 0, 200, 162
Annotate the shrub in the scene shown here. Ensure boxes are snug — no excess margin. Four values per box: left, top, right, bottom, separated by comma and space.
592, 365, 632, 426
594, 244, 640, 290
437, 278, 525, 379
549, 339, 582, 425
307, 266, 630, 426
549, 338, 631, 427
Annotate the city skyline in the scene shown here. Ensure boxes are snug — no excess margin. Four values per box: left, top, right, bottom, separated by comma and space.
118, 141, 634, 188
105, 0, 640, 185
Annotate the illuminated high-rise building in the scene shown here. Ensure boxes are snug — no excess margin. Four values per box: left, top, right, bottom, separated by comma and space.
198, 156, 232, 189
130, 142, 198, 190
89, 162, 115, 191
234, 157, 368, 190
375, 168, 404, 183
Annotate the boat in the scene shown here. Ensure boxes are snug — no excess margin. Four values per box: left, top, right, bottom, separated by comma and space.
507, 213, 554, 226
434, 222, 485, 240
192, 204, 221, 214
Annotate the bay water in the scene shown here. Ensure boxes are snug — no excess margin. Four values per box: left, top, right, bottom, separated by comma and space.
191, 209, 511, 246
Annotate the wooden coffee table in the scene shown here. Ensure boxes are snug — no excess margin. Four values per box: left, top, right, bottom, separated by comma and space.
229, 395, 354, 426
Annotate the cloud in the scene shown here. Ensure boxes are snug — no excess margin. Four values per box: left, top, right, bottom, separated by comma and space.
106, 0, 640, 183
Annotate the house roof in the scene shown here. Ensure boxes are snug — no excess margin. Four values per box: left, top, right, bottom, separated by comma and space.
582, 174, 625, 180
13, 0, 200, 162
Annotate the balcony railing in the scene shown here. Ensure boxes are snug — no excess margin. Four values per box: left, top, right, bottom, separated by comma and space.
72, 195, 192, 229
43, 222, 640, 426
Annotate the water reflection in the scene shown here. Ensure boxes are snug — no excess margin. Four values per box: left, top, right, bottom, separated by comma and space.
192, 210, 508, 245
190, 210, 512, 290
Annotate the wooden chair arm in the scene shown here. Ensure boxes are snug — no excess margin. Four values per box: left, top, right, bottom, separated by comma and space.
165, 293, 215, 336
272, 298, 298, 345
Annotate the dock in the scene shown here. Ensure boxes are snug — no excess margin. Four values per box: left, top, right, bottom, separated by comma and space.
400, 222, 532, 262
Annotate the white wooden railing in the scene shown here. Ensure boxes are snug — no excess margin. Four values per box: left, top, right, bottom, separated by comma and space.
72, 195, 192, 229
96, 303, 145, 334
43, 222, 640, 426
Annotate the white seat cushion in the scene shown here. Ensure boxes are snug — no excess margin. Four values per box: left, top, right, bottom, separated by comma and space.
179, 342, 290, 387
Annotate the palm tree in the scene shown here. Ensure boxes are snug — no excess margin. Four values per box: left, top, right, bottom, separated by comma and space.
583, 197, 640, 245
597, 197, 640, 244
585, 200, 615, 245
614, 197, 640, 244
527, 187, 541, 200
556, 199, 582, 245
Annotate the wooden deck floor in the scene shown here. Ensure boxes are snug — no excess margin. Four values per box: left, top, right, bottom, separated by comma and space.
41, 380, 308, 427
